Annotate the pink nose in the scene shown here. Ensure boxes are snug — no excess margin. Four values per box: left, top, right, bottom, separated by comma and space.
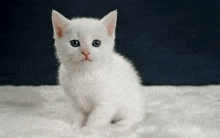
82, 49, 91, 56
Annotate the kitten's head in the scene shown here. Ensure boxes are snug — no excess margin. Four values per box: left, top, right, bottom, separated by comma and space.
52, 10, 117, 70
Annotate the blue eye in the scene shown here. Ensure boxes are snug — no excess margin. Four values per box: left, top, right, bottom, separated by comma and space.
92, 40, 101, 47
70, 40, 80, 47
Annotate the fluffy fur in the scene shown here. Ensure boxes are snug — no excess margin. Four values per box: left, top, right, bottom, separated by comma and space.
52, 10, 145, 135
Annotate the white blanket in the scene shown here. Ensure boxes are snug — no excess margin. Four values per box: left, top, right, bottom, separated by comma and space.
0, 85, 220, 138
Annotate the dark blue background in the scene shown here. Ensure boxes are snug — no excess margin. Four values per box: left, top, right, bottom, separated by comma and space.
1, 0, 220, 85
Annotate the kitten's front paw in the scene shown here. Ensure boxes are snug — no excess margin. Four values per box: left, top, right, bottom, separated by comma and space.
71, 124, 82, 136
71, 124, 81, 129
81, 127, 100, 136
71, 126, 102, 138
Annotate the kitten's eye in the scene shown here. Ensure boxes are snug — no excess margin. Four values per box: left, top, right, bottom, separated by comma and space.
70, 40, 80, 47
92, 40, 101, 47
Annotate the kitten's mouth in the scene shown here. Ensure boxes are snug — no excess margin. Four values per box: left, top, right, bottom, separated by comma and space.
81, 55, 92, 62
81, 58, 92, 62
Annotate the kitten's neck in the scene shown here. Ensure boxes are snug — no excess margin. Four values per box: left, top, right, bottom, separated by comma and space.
62, 56, 113, 75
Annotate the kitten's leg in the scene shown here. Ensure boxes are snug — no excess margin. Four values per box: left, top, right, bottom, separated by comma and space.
108, 121, 140, 138
85, 103, 116, 128
64, 102, 86, 128
110, 108, 144, 132
113, 119, 140, 132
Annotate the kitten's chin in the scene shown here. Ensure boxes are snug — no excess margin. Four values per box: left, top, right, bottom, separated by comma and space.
81, 59, 92, 62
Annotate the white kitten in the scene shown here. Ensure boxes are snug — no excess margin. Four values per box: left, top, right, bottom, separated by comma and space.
51, 10, 145, 135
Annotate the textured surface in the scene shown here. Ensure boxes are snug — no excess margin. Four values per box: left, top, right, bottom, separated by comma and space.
0, 85, 220, 138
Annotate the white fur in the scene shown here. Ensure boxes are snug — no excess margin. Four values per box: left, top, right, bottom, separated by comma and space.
52, 10, 145, 135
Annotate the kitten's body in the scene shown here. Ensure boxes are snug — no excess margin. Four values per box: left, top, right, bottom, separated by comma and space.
52, 10, 145, 135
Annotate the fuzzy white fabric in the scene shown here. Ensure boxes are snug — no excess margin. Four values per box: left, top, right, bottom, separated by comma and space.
0, 85, 220, 138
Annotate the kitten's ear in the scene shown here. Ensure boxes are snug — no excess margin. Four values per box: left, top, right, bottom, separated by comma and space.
52, 10, 70, 38
101, 10, 117, 38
